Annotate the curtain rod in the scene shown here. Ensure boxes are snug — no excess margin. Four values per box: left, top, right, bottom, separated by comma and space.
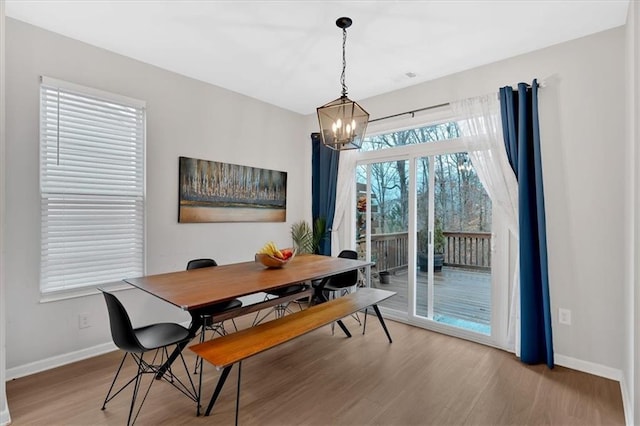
511, 80, 546, 89
367, 79, 545, 125
368, 102, 450, 124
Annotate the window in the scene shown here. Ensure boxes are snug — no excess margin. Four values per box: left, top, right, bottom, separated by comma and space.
40, 77, 145, 295
359, 121, 461, 151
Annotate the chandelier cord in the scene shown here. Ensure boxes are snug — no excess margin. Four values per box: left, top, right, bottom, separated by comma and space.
341, 27, 348, 97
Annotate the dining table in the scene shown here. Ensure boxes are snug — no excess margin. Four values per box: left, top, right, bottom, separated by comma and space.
124, 253, 372, 310
123, 253, 373, 380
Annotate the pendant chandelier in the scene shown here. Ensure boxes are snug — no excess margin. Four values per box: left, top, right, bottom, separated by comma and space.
316, 17, 369, 151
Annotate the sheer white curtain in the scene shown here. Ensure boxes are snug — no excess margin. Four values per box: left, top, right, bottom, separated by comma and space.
331, 150, 357, 256
452, 94, 520, 352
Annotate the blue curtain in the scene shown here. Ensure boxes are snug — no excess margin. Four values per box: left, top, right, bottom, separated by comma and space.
499, 80, 553, 368
311, 133, 339, 255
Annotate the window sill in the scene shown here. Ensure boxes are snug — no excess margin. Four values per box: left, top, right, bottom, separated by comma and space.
39, 281, 133, 303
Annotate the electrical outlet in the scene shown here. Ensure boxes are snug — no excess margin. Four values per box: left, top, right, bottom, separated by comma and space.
78, 313, 91, 329
558, 308, 571, 325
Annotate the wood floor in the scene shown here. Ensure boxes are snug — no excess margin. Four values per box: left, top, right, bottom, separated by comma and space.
6, 313, 625, 425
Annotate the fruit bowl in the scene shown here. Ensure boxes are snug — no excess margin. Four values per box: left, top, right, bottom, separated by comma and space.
255, 248, 295, 268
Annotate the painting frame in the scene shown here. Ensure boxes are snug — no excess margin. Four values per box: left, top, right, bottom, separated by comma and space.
178, 156, 287, 223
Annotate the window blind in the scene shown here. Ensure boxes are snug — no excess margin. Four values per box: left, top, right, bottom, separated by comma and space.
40, 77, 145, 293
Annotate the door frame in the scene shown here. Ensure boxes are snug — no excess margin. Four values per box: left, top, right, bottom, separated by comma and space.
355, 137, 511, 350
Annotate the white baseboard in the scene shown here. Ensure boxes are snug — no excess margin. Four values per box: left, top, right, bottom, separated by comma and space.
555, 351, 631, 424
0, 407, 11, 426
5, 319, 193, 382
619, 375, 633, 426
5, 342, 116, 381
554, 353, 623, 381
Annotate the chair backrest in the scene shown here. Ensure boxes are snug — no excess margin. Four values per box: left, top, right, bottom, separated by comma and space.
100, 290, 144, 353
327, 250, 358, 288
186, 258, 218, 270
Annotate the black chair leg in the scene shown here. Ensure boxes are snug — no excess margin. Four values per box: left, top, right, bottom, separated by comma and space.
253, 298, 295, 326
253, 307, 274, 326
155, 313, 203, 380
102, 353, 128, 410
130, 353, 162, 425
172, 349, 199, 414
156, 340, 188, 379
126, 364, 141, 426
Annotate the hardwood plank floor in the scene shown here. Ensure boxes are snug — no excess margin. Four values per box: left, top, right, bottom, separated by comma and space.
6, 313, 624, 425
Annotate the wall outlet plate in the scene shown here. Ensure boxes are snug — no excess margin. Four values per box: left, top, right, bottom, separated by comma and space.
78, 313, 91, 329
558, 308, 572, 325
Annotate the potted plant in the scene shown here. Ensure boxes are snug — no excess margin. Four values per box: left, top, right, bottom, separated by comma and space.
417, 221, 445, 272
290, 218, 327, 254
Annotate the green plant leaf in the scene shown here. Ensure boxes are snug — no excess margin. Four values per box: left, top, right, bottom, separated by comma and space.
291, 220, 314, 254
312, 217, 327, 254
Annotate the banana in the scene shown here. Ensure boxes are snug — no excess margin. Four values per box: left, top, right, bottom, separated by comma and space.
259, 241, 283, 258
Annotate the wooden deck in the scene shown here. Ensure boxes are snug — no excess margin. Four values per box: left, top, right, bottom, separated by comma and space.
371, 266, 491, 331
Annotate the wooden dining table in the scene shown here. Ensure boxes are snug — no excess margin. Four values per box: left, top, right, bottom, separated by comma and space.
123, 253, 373, 384
124, 253, 372, 312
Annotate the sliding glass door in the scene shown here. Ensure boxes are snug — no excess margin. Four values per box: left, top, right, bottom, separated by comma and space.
415, 153, 492, 335
359, 151, 494, 338
356, 160, 409, 313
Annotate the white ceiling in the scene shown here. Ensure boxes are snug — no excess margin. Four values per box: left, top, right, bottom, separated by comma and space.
5, 1, 630, 115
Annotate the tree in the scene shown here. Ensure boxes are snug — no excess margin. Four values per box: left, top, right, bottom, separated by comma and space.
358, 121, 491, 236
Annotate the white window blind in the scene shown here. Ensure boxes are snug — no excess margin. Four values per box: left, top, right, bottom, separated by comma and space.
40, 77, 145, 294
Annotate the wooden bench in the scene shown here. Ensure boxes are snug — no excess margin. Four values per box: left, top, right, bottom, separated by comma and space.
190, 287, 396, 421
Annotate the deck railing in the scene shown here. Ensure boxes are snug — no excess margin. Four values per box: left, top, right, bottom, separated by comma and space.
368, 232, 409, 272
443, 231, 491, 271
363, 231, 492, 271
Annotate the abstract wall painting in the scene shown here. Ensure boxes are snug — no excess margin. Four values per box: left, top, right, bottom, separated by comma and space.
178, 156, 287, 223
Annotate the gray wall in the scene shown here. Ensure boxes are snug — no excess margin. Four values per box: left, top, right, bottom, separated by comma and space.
627, 0, 640, 423
4, 18, 309, 374
0, 2, 8, 425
